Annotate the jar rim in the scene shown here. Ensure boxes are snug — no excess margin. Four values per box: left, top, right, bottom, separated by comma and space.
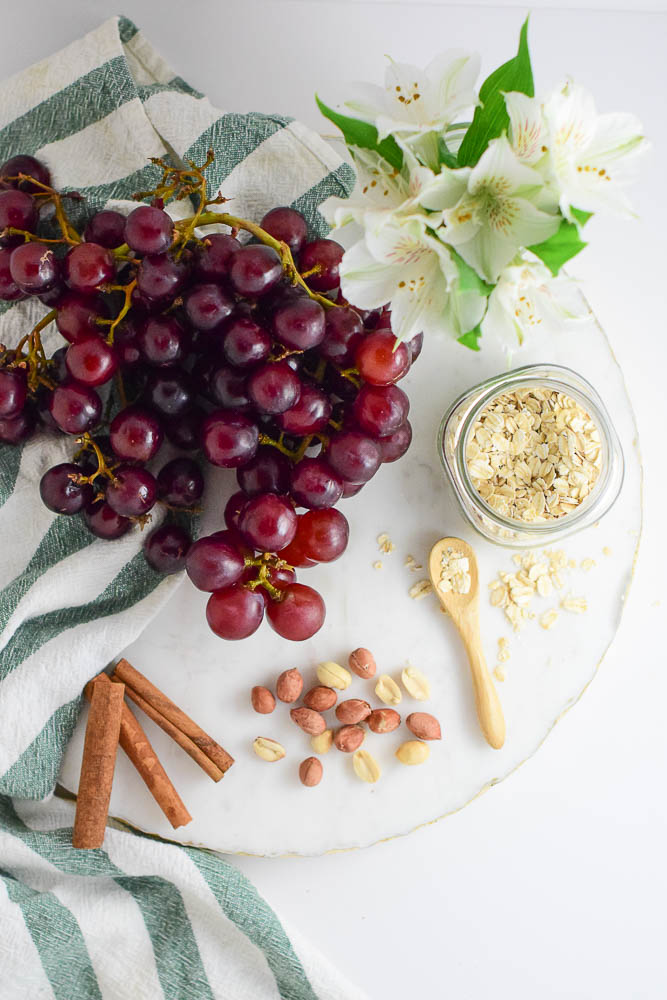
442, 363, 624, 537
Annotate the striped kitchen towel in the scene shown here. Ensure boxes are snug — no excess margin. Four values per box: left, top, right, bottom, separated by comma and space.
0, 16, 363, 1000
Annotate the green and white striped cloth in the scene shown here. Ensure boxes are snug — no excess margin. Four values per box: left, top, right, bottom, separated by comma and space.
0, 16, 363, 999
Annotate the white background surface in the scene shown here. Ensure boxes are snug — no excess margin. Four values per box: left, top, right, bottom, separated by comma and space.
3, 3, 667, 998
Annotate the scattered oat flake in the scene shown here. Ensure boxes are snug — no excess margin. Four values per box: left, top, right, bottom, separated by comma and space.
603, 546, 612, 557
373, 560, 383, 570
409, 579, 433, 600
404, 554, 423, 573
580, 558, 596, 571
540, 608, 559, 630
497, 637, 510, 663
561, 594, 587, 614
377, 533, 395, 554
494, 666, 506, 682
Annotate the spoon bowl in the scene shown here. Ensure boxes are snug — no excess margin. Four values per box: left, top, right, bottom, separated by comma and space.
429, 536, 506, 749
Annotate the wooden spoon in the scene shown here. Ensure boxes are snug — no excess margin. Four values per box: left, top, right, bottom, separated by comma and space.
429, 537, 506, 749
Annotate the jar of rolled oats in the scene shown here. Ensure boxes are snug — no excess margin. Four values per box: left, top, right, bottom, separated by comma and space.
438, 364, 624, 547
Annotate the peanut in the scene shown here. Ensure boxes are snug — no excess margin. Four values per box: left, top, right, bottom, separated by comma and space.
310, 729, 333, 754
348, 647, 377, 679
375, 674, 402, 706
290, 707, 326, 736
303, 685, 337, 712
299, 757, 323, 787
367, 708, 401, 733
395, 740, 430, 765
406, 712, 441, 740
253, 737, 285, 762
335, 699, 371, 724
316, 661, 352, 690
251, 686, 276, 714
276, 668, 303, 703
352, 749, 381, 783
333, 725, 365, 753
401, 665, 430, 701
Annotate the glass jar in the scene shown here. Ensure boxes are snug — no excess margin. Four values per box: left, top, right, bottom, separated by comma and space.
438, 363, 624, 548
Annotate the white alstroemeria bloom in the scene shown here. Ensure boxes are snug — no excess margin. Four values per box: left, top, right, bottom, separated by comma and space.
543, 80, 649, 220
339, 219, 486, 343
421, 134, 561, 283
504, 91, 547, 166
481, 255, 577, 350
320, 148, 438, 235
344, 50, 480, 142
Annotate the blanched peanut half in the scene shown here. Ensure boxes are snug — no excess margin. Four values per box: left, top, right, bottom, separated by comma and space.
395, 740, 430, 766
316, 661, 352, 690
353, 750, 381, 783
401, 666, 430, 701
253, 737, 286, 762
375, 674, 402, 706
310, 729, 333, 754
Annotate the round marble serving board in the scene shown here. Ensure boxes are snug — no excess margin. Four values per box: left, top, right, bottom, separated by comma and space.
60, 290, 641, 856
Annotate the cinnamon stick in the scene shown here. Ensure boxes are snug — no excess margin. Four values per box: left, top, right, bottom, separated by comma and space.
110, 669, 224, 782
113, 658, 234, 776
84, 674, 192, 830
72, 678, 124, 849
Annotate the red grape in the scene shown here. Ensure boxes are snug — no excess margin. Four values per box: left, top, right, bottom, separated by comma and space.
114, 320, 142, 368
110, 406, 163, 463
124, 205, 173, 254
65, 335, 118, 386
0, 189, 37, 245
0, 369, 27, 418
156, 457, 204, 507
184, 283, 234, 330
206, 584, 265, 640
0, 154, 51, 193
236, 446, 290, 496
39, 462, 92, 514
377, 420, 412, 462
352, 384, 409, 438
195, 232, 241, 280
201, 410, 259, 468
408, 331, 423, 363
222, 315, 272, 369
0, 407, 35, 444
207, 364, 252, 411
320, 306, 364, 364
266, 564, 297, 590
56, 292, 106, 343
276, 535, 317, 568
239, 492, 297, 551
299, 239, 343, 291
186, 530, 245, 591
63, 242, 115, 294
48, 381, 101, 434
224, 490, 248, 532
0, 247, 25, 301
229, 245, 282, 297
144, 368, 195, 417
137, 253, 188, 302
341, 480, 364, 498
297, 508, 349, 562
9, 242, 58, 294
138, 316, 188, 367
144, 523, 191, 573
327, 430, 381, 484
266, 582, 325, 640
290, 457, 343, 509
84, 499, 131, 539
260, 207, 308, 254
277, 382, 332, 435
247, 361, 301, 414
84, 210, 126, 248
105, 464, 157, 517
272, 297, 325, 350
355, 330, 410, 386
164, 407, 204, 451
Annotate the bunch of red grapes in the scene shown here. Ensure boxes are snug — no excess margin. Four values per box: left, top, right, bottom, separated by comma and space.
0, 152, 420, 642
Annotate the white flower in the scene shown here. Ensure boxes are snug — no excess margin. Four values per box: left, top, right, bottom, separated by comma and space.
421, 134, 561, 283
504, 91, 548, 166
543, 80, 649, 219
339, 219, 486, 343
344, 50, 480, 142
320, 147, 438, 236
481, 254, 578, 350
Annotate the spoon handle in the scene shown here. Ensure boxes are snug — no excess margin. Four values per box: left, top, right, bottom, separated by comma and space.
460, 623, 506, 749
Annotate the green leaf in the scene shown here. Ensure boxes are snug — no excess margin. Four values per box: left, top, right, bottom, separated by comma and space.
451, 249, 493, 297
437, 135, 458, 169
457, 17, 534, 167
528, 218, 588, 276
458, 324, 482, 351
315, 96, 404, 171
570, 207, 593, 227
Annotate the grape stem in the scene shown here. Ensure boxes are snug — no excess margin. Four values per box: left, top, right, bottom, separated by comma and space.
243, 555, 293, 602
97, 279, 137, 344
6, 309, 58, 391
259, 431, 315, 463
72, 433, 118, 485
15, 173, 82, 245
